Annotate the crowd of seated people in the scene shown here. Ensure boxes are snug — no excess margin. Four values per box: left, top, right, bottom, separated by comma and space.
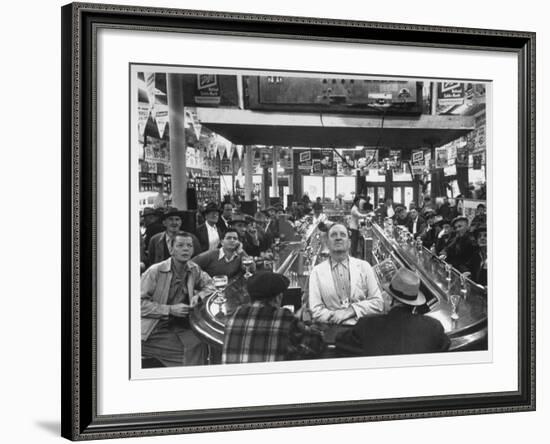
140, 200, 453, 368
139, 195, 487, 369
374, 197, 487, 286
139, 200, 279, 368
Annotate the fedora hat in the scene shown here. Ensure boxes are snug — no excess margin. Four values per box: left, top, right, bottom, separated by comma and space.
434, 217, 450, 228
384, 268, 426, 306
141, 207, 162, 218
229, 213, 249, 225
473, 224, 487, 238
202, 202, 220, 215
161, 207, 185, 220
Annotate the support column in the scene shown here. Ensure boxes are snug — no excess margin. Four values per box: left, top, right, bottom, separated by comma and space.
292, 150, 301, 199
166, 73, 187, 209
431, 82, 438, 115
262, 167, 269, 208
271, 145, 279, 199
288, 147, 294, 197
244, 145, 253, 200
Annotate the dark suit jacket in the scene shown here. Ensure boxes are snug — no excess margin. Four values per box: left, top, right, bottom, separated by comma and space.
257, 226, 273, 252
444, 233, 476, 272
239, 232, 261, 257
146, 232, 202, 268
143, 222, 164, 250
435, 233, 451, 255
468, 249, 487, 286
406, 216, 426, 238
335, 306, 450, 356
376, 204, 394, 218
195, 223, 223, 253
216, 217, 230, 234
420, 224, 440, 249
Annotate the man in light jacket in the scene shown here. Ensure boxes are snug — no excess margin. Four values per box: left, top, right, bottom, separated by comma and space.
141, 231, 215, 367
308, 223, 384, 325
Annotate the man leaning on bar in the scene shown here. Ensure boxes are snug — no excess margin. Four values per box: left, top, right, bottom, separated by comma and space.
308, 223, 384, 325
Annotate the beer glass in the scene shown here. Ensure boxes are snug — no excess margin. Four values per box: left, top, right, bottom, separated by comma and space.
242, 256, 254, 279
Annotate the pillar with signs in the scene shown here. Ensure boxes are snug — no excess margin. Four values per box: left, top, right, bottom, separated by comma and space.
244, 145, 253, 201
166, 73, 187, 209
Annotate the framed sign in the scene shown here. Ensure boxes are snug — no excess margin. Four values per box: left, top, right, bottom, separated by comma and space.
62, 2, 535, 440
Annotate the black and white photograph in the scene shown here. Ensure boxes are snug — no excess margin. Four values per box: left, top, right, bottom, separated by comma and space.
133, 67, 490, 375
54, 1, 538, 440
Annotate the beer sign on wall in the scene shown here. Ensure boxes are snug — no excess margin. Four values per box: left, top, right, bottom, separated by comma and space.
437, 82, 465, 106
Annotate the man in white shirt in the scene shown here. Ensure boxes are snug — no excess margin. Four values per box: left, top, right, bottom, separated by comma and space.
309, 223, 384, 325
196, 202, 223, 252
406, 208, 426, 238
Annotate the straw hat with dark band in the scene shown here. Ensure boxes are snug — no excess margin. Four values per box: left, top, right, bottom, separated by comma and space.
384, 268, 426, 306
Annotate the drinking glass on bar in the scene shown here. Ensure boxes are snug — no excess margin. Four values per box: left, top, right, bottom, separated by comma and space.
445, 263, 452, 281
212, 275, 228, 314
450, 294, 461, 320
242, 256, 254, 279
460, 273, 468, 294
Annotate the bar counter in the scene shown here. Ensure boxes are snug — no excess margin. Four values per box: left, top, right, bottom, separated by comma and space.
190, 216, 488, 358
367, 221, 488, 351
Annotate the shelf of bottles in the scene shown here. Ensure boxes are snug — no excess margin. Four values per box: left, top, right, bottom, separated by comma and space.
188, 176, 220, 204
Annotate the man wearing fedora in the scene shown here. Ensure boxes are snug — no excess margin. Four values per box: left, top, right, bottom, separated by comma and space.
222, 271, 324, 363
419, 210, 440, 249
253, 211, 274, 251
141, 231, 215, 366
467, 225, 488, 286
230, 213, 262, 257
439, 216, 476, 273
141, 207, 165, 248
335, 267, 450, 356
195, 202, 223, 253
434, 218, 452, 255
309, 223, 384, 325
406, 207, 426, 238
146, 207, 202, 269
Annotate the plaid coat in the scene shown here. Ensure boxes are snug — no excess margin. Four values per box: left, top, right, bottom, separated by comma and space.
222, 301, 325, 364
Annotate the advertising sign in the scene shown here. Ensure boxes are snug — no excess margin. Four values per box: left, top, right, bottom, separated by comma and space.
437, 82, 465, 105
456, 145, 469, 167
412, 150, 424, 163
194, 74, 221, 105
389, 149, 402, 161
312, 160, 322, 174
299, 151, 311, 162
155, 104, 169, 139
473, 154, 483, 170
443, 165, 457, 176
411, 164, 424, 176
435, 147, 448, 168
365, 149, 379, 167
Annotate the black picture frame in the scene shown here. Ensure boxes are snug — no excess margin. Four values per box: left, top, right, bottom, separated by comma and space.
61, 2, 536, 440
